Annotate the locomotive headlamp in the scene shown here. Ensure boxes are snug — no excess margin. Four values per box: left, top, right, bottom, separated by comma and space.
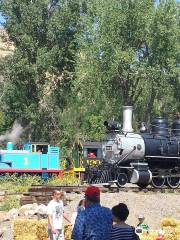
104, 120, 121, 131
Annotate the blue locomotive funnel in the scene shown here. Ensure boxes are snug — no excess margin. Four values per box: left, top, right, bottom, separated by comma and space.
7, 142, 13, 150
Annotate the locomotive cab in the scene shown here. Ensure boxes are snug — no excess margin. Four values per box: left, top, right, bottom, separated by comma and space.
31, 143, 48, 154
23, 142, 50, 154
83, 141, 103, 166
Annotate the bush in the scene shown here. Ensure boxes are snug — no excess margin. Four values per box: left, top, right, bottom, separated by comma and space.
48, 174, 79, 186
0, 195, 20, 211
0, 174, 44, 193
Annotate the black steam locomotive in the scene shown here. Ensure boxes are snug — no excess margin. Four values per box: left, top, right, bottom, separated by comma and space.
83, 106, 180, 189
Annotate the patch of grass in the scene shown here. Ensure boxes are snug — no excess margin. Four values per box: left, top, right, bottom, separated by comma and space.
0, 173, 80, 194
0, 195, 20, 211
0, 172, 80, 195
48, 174, 79, 186
0, 173, 44, 193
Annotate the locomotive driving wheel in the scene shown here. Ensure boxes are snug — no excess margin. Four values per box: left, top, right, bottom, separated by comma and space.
151, 177, 165, 188
99, 169, 110, 184
116, 173, 128, 188
166, 177, 180, 189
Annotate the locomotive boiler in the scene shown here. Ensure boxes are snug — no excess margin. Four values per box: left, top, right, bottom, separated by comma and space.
83, 106, 180, 189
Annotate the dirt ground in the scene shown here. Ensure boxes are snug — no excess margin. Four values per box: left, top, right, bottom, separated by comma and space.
0, 191, 180, 240
64, 191, 180, 230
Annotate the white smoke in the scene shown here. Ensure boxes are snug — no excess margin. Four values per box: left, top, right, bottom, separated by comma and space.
0, 121, 24, 143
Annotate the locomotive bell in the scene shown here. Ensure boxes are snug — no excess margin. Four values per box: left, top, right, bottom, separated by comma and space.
122, 106, 134, 133
140, 122, 147, 133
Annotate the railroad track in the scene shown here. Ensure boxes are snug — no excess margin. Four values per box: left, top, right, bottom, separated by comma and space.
20, 184, 180, 206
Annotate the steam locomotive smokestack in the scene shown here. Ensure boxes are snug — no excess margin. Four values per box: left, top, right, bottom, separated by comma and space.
122, 106, 134, 133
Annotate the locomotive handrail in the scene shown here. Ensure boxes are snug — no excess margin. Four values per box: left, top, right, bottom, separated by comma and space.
115, 146, 136, 166
145, 155, 180, 159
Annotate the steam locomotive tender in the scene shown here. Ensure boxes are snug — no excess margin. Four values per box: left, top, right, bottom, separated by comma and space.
83, 106, 180, 189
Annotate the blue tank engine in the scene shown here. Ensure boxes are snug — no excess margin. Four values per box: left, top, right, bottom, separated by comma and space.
0, 142, 61, 178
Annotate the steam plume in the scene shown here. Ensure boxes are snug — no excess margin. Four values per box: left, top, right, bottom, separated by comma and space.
0, 121, 24, 143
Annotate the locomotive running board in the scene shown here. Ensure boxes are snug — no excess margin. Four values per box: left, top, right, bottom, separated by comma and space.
108, 180, 118, 183
93, 183, 111, 186
145, 155, 180, 159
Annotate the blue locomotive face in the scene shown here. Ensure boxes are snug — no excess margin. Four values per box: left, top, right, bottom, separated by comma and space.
0, 142, 60, 172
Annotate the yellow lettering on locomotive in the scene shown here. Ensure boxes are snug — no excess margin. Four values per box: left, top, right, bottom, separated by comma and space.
24, 158, 29, 166
86, 160, 102, 166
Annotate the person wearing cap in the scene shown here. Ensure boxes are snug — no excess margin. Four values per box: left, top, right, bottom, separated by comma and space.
72, 185, 112, 240
136, 214, 149, 234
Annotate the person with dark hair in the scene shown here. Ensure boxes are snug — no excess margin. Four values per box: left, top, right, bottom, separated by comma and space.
77, 199, 85, 214
111, 203, 139, 240
72, 185, 112, 240
71, 199, 85, 226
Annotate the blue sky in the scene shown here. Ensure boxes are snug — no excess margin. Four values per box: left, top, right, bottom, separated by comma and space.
0, 14, 5, 26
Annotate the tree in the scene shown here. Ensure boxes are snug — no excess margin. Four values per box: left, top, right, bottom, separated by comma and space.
0, 0, 179, 147
73, 0, 179, 129
0, 0, 82, 141
144, 0, 180, 121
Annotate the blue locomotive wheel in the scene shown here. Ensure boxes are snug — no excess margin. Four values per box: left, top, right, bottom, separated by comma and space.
166, 177, 180, 189
116, 173, 128, 187
151, 177, 165, 188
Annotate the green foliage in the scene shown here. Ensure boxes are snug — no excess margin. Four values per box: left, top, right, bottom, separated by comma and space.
0, 195, 20, 211
0, 0, 82, 140
0, 174, 43, 193
0, 111, 5, 131
48, 174, 79, 186
73, 0, 179, 127
83, 115, 105, 141
0, 0, 179, 150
